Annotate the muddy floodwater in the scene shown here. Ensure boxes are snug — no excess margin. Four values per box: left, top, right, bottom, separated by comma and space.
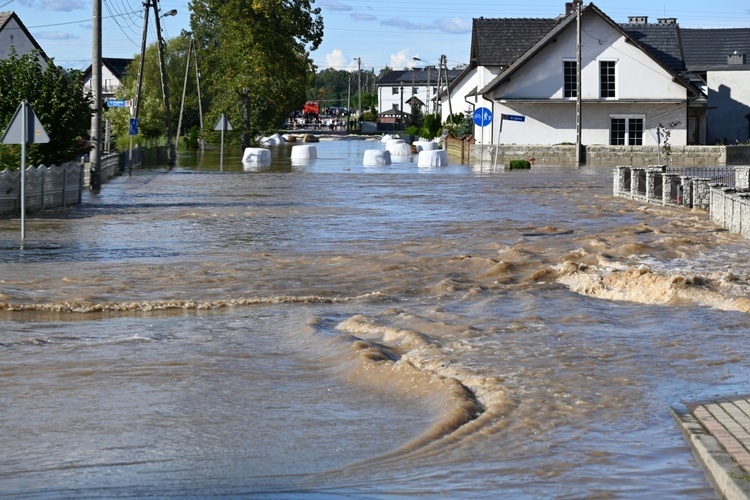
1, 137, 749, 497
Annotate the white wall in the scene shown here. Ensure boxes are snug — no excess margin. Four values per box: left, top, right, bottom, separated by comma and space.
440, 66, 499, 138
83, 65, 124, 96
0, 17, 47, 69
707, 70, 750, 144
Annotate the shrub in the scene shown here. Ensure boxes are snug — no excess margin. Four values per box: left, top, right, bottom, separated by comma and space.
509, 159, 531, 170
419, 113, 441, 140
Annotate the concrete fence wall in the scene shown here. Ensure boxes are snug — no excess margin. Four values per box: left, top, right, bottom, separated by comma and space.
1, 147, 146, 215
0, 162, 84, 215
471, 144, 750, 167
613, 165, 750, 238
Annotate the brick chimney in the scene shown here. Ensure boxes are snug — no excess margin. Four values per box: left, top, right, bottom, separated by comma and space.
565, 1, 583, 15
728, 51, 746, 65
628, 16, 648, 25
658, 18, 677, 25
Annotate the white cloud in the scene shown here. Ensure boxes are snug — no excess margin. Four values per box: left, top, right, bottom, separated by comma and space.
389, 49, 419, 70
381, 18, 432, 30
434, 17, 471, 34
351, 13, 377, 21
320, 0, 351, 11
325, 49, 359, 70
37, 31, 79, 40
41, 0, 85, 11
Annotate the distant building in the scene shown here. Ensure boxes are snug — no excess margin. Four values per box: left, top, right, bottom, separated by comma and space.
83, 58, 134, 100
376, 67, 462, 122
0, 11, 49, 69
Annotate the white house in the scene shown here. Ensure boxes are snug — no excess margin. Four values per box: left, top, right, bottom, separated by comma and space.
681, 28, 750, 144
450, 3, 707, 148
83, 58, 134, 100
0, 11, 49, 69
377, 67, 462, 125
441, 16, 562, 134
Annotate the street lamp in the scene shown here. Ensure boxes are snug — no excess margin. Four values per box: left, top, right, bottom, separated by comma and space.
412, 57, 433, 114
161, 8, 177, 17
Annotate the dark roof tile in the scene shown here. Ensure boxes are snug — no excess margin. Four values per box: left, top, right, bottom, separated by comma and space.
681, 28, 750, 69
471, 17, 562, 67
623, 23, 685, 72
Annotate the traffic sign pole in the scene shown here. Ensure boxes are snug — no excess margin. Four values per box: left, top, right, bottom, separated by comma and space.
20, 101, 27, 239
1, 100, 50, 241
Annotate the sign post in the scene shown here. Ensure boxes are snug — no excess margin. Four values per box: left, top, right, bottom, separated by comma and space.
1, 100, 50, 240
492, 113, 527, 169
473, 107, 493, 167
213, 114, 232, 171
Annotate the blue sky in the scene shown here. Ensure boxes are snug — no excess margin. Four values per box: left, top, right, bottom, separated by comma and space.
5, 0, 750, 71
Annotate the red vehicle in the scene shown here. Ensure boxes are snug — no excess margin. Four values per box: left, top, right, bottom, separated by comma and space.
302, 101, 319, 118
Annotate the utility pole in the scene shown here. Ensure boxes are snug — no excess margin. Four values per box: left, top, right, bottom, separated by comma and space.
399, 81, 404, 130
347, 72, 351, 132
193, 40, 204, 148
442, 55, 452, 117
134, 0, 150, 121
90, 0, 102, 190
176, 37, 192, 149
357, 57, 362, 121
575, 0, 583, 165
153, 0, 175, 165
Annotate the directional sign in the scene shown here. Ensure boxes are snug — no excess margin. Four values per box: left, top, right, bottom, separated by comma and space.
503, 114, 526, 122
472, 107, 492, 127
129, 118, 139, 136
107, 99, 131, 108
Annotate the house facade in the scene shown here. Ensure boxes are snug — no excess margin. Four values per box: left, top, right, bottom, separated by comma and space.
446, 3, 709, 148
83, 58, 134, 100
377, 67, 462, 121
681, 28, 750, 144
0, 11, 49, 69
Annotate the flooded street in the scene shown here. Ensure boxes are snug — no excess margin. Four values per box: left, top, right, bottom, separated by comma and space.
1, 137, 749, 497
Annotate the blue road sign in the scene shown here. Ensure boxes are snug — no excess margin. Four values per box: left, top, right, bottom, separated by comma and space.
129, 118, 139, 136
107, 99, 130, 108
473, 107, 492, 127
503, 114, 526, 122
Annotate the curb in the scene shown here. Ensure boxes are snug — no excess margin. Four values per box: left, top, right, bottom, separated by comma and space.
672, 408, 750, 499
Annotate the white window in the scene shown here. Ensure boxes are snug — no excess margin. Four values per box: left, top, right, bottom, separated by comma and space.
610, 114, 644, 145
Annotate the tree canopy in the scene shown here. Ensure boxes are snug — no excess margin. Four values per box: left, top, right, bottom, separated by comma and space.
0, 51, 92, 170
189, 0, 324, 146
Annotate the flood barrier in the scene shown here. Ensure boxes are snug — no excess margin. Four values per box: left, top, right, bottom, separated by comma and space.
613, 165, 750, 237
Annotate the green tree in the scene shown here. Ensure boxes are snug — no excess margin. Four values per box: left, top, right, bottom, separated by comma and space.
0, 51, 92, 170
107, 33, 200, 150
419, 113, 441, 140
189, 0, 324, 147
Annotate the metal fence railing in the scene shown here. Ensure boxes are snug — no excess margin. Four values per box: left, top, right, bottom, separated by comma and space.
666, 167, 735, 188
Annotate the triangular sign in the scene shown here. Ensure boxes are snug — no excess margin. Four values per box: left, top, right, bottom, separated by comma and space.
214, 114, 232, 131
1, 101, 50, 144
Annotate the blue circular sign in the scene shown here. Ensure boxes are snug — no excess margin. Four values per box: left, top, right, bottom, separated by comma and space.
472, 107, 492, 127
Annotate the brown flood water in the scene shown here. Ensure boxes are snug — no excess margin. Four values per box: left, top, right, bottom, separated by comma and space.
1, 138, 749, 497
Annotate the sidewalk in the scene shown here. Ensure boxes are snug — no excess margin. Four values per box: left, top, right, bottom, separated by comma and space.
673, 395, 750, 499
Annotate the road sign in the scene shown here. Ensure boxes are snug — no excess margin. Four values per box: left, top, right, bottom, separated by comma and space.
1, 100, 49, 145
107, 99, 131, 108
473, 107, 492, 127
1, 100, 49, 240
214, 114, 232, 171
503, 114, 526, 122
129, 118, 139, 136
214, 114, 232, 131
